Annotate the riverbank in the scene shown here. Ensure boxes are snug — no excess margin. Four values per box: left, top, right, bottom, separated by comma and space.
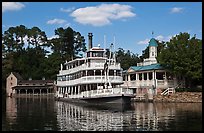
153, 92, 202, 103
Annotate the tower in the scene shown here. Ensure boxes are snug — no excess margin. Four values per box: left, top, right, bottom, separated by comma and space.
149, 38, 158, 58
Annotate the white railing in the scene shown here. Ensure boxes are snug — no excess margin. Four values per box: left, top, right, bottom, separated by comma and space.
58, 63, 121, 76
122, 79, 176, 89
161, 87, 175, 96
57, 76, 123, 86
67, 87, 133, 99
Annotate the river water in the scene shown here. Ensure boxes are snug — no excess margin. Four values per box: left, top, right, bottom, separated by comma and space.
2, 96, 202, 131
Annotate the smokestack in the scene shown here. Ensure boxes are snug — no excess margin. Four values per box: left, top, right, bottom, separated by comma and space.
88, 33, 93, 50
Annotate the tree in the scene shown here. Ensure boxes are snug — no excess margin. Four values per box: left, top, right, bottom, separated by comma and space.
27, 27, 48, 50
157, 32, 202, 88
50, 27, 86, 61
115, 48, 140, 70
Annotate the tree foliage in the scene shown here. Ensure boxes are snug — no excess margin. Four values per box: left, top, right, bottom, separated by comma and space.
2, 25, 86, 89
157, 32, 202, 88
2, 26, 201, 90
115, 48, 140, 70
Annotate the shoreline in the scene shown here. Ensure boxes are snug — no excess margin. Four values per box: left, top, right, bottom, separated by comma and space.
152, 92, 202, 103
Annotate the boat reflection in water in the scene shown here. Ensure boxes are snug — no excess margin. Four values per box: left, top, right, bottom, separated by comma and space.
55, 101, 202, 131
3, 97, 202, 131
55, 101, 134, 131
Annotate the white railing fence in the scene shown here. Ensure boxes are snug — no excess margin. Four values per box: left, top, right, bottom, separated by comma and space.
66, 87, 133, 99
161, 87, 175, 96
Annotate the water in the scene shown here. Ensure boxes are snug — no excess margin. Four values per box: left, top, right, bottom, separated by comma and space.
2, 96, 202, 131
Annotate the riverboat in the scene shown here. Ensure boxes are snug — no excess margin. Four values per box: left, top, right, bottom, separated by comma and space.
55, 33, 134, 104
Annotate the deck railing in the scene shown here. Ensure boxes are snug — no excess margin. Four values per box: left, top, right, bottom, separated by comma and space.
57, 76, 123, 86
59, 63, 121, 75
68, 87, 133, 99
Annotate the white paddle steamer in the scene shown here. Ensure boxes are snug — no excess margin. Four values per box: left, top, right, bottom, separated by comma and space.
55, 33, 134, 104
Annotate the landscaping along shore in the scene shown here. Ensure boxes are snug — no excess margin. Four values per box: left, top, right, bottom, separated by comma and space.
153, 92, 202, 103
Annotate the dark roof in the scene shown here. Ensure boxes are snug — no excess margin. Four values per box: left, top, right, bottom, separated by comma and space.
12, 72, 23, 80
18, 80, 54, 84
13, 86, 53, 89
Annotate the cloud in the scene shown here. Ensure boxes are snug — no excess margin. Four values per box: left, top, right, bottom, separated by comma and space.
60, 7, 75, 13
48, 35, 59, 40
170, 7, 184, 13
2, 2, 25, 13
137, 39, 149, 45
47, 18, 67, 25
137, 35, 173, 45
155, 35, 172, 42
70, 3, 136, 27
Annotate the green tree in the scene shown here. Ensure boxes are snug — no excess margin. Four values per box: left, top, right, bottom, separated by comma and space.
157, 32, 202, 88
50, 27, 86, 61
115, 48, 140, 70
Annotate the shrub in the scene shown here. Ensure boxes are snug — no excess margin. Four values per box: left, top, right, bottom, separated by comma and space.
175, 87, 202, 92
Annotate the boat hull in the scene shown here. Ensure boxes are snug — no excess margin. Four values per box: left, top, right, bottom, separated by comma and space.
55, 94, 134, 105
81, 95, 132, 104
55, 95, 134, 111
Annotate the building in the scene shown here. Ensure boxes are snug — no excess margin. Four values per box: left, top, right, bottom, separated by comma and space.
6, 72, 55, 97
121, 38, 185, 96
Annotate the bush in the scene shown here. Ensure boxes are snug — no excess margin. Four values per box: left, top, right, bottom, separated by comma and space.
175, 87, 202, 92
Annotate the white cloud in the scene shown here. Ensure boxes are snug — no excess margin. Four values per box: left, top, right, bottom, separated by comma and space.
2, 2, 25, 13
47, 19, 67, 25
137, 35, 175, 45
137, 39, 149, 45
170, 7, 183, 13
70, 3, 136, 27
155, 35, 172, 42
60, 7, 75, 13
48, 35, 59, 40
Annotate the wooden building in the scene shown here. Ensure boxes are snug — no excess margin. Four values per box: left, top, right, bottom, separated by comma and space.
6, 72, 55, 97
121, 38, 185, 97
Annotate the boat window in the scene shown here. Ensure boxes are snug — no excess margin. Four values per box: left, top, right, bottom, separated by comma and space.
116, 70, 122, 76
87, 70, 94, 76
66, 76, 69, 81
62, 76, 66, 81
92, 51, 103, 57
82, 71, 86, 76
109, 70, 114, 76
95, 70, 101, 75
57, 76, 61, 81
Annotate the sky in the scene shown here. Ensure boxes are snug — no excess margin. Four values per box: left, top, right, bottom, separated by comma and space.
2, 2, 202, 56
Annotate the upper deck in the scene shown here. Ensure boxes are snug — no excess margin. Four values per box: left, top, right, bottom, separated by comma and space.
58, 46, 121, 76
